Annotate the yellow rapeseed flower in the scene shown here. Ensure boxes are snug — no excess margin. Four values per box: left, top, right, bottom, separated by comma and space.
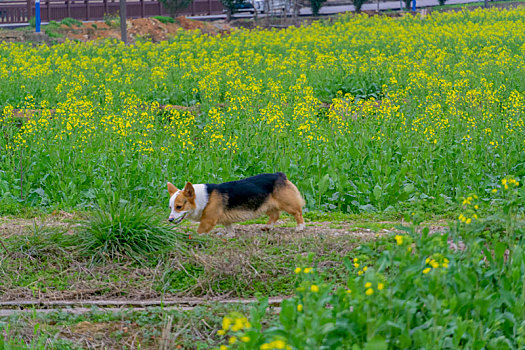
377, 283, 384, 290
297, 304, 303, 312
294, 267, 302, 274
366, 288, 374, 296
395, 235, 404, 245
222, 317, 232, 331
365, 282, 372, 288
423, 268, 431, 274
311, 285, 319, 293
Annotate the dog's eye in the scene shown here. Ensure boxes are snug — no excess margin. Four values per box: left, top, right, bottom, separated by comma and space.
175, 205, 182, 210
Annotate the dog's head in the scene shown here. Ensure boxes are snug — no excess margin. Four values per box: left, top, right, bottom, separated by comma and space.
167, 182, 196, 224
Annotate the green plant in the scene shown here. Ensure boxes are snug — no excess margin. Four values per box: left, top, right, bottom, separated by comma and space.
217, 186, 525, 349
153, 15, 176, 24
43, 21, 63, 38
103, 12, 120, 28
76, 196, 189, 263
1, 9, 525, 217
220, 0, 247, 21
310, 0, 328, 16
60, 17, 82, 27
351, 0, 367, 13
10, 220, 72, 258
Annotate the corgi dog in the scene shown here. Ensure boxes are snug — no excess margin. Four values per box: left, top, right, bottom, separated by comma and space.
167, 172, 305, 234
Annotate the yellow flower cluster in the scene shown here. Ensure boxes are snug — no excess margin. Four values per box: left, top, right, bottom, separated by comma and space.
501, 177, 519, 190
2, 7, 525, 210
217, 313, 253, 349
423, 255, 449, 274
218, 313, 252, 336
260, 339, 292, 350
353, 258, 368, 276
294, 267, 313, 274
364, 281, 384, 296
459, 194, 480, 224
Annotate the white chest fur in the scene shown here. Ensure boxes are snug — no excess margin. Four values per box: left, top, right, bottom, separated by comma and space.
186, 184, 209, 221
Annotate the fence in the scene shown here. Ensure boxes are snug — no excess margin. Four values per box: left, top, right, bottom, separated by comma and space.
0, 0, 224, 24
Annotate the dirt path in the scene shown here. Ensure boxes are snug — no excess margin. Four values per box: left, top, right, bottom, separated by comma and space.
0, 214, 402, 238
0, 214, 447, 306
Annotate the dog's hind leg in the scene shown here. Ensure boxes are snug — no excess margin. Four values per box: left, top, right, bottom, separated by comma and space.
272, 184, 305, 231
263, 209, 280, 231
276, 203, 304, 231
291, 210, 305, 231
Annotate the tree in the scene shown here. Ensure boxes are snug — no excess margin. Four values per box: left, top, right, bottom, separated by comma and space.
120, 0, 127, 44
309, 0, 327, 16
159, 0, 192, 16
221, 0, 246, 21
352, 0, 366, 13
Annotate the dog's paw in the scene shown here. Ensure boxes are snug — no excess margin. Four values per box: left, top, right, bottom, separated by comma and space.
216, 226, 235, 237
295, 223, 306, 231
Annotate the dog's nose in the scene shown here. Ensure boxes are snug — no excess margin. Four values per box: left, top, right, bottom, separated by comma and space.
168, 218, 174, 222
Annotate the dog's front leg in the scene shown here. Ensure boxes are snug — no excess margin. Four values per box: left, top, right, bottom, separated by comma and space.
197, 219, 217, 234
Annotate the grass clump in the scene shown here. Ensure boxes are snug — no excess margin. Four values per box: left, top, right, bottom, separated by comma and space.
77, 198, 187, 263
43, 21, 64, 38
153, 16, 175, 24
60, 17, 82, 27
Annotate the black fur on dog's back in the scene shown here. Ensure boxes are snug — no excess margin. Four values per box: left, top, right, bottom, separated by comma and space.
206, 172, 287, 210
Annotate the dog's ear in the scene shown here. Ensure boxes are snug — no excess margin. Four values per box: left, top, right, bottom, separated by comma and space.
167, 182, 178, 196
183, 182, 195, 199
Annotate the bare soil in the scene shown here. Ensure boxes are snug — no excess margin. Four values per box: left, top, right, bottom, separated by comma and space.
62, 17, 231, 43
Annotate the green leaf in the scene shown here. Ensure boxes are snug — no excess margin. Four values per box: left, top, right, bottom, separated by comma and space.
364, 337, 388, 350
319, 174, 331, 195
403, 183, 415, 193
494, 242, 506, 261
373, 184, 382, 201
279, 299, 295, 330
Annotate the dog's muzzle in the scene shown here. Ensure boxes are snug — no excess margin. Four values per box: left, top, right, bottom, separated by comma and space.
169, 213, 187, 224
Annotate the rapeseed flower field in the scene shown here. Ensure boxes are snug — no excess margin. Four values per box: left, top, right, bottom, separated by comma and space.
1, 8, 524, 212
